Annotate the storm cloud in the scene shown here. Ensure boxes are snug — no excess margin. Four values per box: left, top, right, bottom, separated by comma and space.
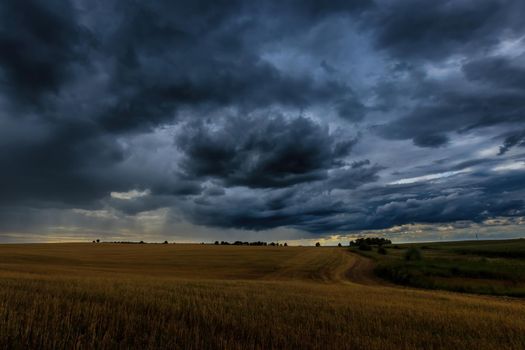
1, 0, 524, 242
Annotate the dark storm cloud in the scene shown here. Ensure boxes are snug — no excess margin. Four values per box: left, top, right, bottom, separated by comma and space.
351, 159, 370, 168
317, 170, 525, 233
336, 94, 367, 122
412, 133, 449, 148
463, 56, 525, 89
0, 0, 361, 206
0, 119, 126, 206
370, 191, 524, 229
176, 150, 525, 233
0, 0, 92, 106
1, 0, 525, 241
178, 162, 385, 231
368, 0, 524, 60
180, 188, 349, 232
93, 0, 367, 133
325, 165, 384, 190
499, 130, 525, 155
374, 87, 525, 147
100, 47, 351, 132
176, 115, 358, 188
450, 158, 494, 171
367, 0, 525, 149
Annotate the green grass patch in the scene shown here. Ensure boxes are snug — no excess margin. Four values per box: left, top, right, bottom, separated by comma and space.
362, 239, 525, 297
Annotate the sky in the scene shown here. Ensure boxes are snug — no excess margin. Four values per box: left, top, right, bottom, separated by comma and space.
1, 0, 525, 244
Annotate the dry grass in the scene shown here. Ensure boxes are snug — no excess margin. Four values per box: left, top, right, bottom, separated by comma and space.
0, 243, 524, 349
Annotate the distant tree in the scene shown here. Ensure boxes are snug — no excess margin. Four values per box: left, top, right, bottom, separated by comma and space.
214, 241, 219, 245
350, 237, 391, 247
92, 240, 96, 243
337, 243, 342, 247
139, 240, 145, 244
315, 242, 321, 247
358, 242, 371, 251
96, 239, 100, 243
284, 242, 288, 247
163, 240, 168, 244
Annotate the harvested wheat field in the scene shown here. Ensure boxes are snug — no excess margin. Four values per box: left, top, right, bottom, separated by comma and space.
0, 243, 524, 349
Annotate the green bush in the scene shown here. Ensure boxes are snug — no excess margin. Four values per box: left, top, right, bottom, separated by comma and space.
375, 264, 434, 288
405, 248, 422, 261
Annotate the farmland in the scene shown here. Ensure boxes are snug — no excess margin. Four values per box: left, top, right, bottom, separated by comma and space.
354, 239, 525, 297
0, 243, 524, 349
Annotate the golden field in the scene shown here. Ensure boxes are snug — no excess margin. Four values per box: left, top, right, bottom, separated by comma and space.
0, 243, 524, 349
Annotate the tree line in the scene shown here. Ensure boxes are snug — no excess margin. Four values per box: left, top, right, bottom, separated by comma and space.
214, 241, 288, 246
349, 237, 392, 247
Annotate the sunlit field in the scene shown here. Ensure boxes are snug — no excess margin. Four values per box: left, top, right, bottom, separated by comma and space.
1, 243, 525, 349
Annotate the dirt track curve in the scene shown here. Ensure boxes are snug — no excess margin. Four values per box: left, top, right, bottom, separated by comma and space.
263, 248, 391, 286
343, 252, 392, 286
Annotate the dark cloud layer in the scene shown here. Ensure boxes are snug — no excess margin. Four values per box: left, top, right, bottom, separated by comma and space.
499, 130, 525, 155
176, 116, 357, 188
369, 0, 525, 60
0, 0, 91, 106
1, 0, 525, 241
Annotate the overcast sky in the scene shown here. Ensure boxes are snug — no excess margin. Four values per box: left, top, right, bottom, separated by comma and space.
1, 0, 525, 243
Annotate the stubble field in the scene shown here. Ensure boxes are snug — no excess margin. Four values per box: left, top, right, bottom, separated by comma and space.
0, 243, 524, 349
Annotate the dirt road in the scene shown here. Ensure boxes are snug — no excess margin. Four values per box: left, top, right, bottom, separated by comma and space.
343, 252, 392, 286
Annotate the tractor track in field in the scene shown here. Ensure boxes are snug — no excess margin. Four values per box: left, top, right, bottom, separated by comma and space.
262, 247, 392, 286
343, 252, 393, 286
